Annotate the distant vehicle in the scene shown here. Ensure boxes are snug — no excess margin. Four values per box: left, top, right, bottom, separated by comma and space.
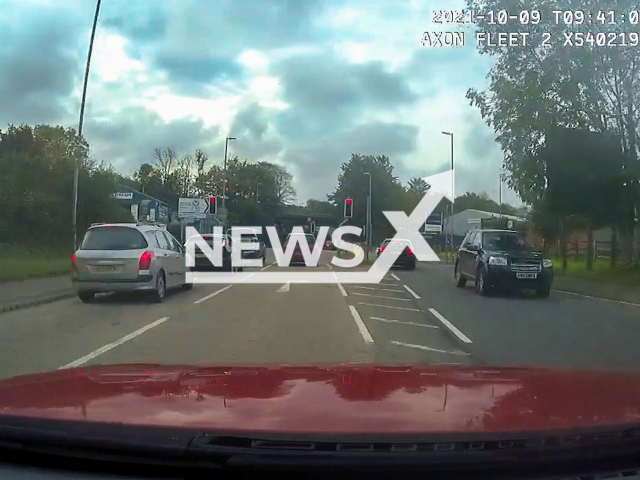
187, 233, 243, 272
323, 239, 335, 250
284, 233, 317, 266
376, 238, 416, 270
454, 229, 554, 298
71, 222, 192, 304
229, 228, 266, 259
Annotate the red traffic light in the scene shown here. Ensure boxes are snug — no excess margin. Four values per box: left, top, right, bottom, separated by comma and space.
344, 198, 353, 218
208, 196, 218, 214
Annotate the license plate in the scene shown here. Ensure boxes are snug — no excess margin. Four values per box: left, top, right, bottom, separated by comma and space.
93, 266, 121, 273
516, 272, 537, 279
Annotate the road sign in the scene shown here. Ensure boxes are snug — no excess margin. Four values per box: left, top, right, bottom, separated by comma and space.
178, 198, 209, 215
112, 192, 133, 200
424, 212, 442, 233
178, 213, 206, 220
507, 220, 514, 229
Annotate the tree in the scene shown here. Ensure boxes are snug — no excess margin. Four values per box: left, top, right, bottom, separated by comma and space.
407, 177, 430, 197
0, 124, 130, 249
329, 154, 407, 243
465, 0, 640, 265
453, 192, 516, 215
306, 199, 338, 218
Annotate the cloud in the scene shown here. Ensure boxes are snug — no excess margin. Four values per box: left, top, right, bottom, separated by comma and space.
284, 121, 418, 202
0, 2, 89, 126
0, 0, 524, 205
85, 105, 220, 174
228, 102, 283, 161
272, 51, 418, 140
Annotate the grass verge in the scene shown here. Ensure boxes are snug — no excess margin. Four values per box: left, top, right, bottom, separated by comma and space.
551, 257, 640, 284
0, 247, 71, 282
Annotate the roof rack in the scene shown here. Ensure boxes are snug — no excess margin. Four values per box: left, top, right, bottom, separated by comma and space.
136, 221, 167, 229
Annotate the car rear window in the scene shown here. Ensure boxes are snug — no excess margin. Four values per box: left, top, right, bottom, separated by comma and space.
80, 227, 148, 250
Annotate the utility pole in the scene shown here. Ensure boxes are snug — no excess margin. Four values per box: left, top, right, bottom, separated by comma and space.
72, 0, 102, 250
499, 172, 503, 217
222, 136, 236, 210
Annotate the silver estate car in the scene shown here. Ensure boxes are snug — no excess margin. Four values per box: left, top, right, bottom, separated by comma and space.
71, 222, 192, 303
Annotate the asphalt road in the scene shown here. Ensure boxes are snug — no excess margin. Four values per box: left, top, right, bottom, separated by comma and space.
0, 250, 639, 379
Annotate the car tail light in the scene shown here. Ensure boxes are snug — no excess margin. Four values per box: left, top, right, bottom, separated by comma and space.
71, 253, 77, 271
379, 246, 385, 253
139, 251, 154, 270
406, 248, 413, 255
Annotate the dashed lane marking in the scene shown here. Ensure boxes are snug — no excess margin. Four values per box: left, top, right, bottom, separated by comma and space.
428, 308, 473, 344
59, 317, 169, 369
194, 285, 233, 304
403, 285, 421, 299
369, 317, 439, 328
358, 302, 420, 312
390, 341, 471, 356
351, 293, 412, 301
350, 286, 405, 293
349, 305, 374, 344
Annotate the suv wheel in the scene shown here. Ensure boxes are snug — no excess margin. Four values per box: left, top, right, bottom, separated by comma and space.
454, 264, 466, 288
78, 291, 95, 303
475, 267, 491, 296
152, 271, 166, 303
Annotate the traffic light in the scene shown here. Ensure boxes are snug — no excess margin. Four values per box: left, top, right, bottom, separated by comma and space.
209, 196, 218, 215
344, 198, 353, 218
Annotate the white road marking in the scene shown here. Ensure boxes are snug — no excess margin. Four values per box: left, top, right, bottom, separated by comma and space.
327, 263, 333, 270
349, 306, 374, 344
351, 286, 405, 292
277, 282, 291, 292
261, 263, 274, 271
390, 341, 471, 356
553, 289, 640, 307
59, 317, 169, 369
370, 317, 439, 328
428, 308, 473, 344
358, 302, 420, 312
194, 285, 233, 304
403, 285, 421, 299
391, 273, 401, 281
337, 283, 348, 297
352, 292, 412, 301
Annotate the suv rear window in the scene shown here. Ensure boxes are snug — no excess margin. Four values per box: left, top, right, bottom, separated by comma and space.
80, 227, 148, 250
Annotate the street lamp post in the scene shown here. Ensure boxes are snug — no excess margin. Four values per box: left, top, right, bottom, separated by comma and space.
72, 0, 102, 250
499, 171, 503, 217
364, 172, 372, 257
222, 136, 236, 209
442, 131, 454, 258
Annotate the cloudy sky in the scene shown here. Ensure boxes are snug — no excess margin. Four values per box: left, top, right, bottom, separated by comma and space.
0, 0, 521, 205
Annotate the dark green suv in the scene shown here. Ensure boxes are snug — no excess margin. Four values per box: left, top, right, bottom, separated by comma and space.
454, 229, 553, 298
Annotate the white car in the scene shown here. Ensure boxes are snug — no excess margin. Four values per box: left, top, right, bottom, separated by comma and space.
71, 222, 192, 303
